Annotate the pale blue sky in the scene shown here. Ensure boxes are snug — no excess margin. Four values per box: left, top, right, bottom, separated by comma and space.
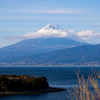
0, 0, 100, 47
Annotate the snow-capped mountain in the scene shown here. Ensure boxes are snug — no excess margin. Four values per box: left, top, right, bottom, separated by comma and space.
0, 24, 89, 60
7, 24, 88, 43
36, 24, 70, 38
42, 24, 62, 30
36, 24, 87, 43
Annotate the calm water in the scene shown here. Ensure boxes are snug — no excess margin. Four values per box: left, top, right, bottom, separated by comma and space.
0, 67, 99, 100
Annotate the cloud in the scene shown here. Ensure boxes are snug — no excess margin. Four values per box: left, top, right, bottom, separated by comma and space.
6, 28, 74, 40
0, 9, 85, 14
76, 30, 100, 40
5, 25, 100, 44
41, 9, 85, 14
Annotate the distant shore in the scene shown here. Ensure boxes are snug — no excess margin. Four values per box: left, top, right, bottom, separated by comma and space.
0, 87, 66, 95
0, 65, 100, 67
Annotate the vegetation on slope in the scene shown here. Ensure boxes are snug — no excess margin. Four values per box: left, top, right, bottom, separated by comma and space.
0, 75, 49, 92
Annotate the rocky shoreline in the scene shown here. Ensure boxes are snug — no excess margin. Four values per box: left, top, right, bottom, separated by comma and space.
0, 87, 66, 95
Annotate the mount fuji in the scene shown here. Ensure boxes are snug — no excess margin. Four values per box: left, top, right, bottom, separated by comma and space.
0, 24, 88, 60
36, 24, 86, 43
40, 24, 61, 30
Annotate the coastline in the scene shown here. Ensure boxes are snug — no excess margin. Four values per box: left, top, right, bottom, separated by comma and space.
0, 87, 66, 95
0, 65, 100, 67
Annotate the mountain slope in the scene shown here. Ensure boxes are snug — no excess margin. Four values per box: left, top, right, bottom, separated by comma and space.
0, 24, 88, 60
0, 38, 87, 60
1, 44, 100, 66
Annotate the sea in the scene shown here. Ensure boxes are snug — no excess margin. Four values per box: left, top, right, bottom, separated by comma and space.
0, 66, 99, 100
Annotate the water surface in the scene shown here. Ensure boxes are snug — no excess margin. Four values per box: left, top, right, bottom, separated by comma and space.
0, 67, 99, 100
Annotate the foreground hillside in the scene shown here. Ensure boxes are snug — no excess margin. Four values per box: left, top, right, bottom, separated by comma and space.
0, 75, 65, 95
0, 75, 49, 92
0, 44, 100, 66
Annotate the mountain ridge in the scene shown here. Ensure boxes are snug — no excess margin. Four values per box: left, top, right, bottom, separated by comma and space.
0, 37, 88, 60
1, 43, 100, 66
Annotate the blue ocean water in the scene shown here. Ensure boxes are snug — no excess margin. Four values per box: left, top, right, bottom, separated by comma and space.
0, 67, 99, 100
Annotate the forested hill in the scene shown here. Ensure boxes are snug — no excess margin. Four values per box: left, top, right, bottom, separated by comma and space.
1, 44, 100, 66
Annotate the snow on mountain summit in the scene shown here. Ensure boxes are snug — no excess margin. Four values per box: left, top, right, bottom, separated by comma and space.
37, 24, 68, 38
43, 24, 62, 30
37, 24, 63, 33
